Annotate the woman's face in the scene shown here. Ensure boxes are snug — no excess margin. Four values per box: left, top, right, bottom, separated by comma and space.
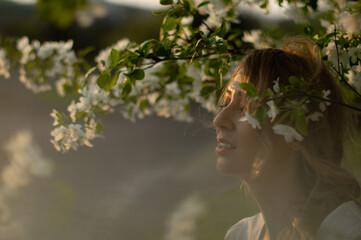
213, 77, 262, 180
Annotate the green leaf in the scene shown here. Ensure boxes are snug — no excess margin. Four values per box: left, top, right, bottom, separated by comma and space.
200, 85, 215, 98
226, 8, 235, 18
109, 49, 120, 67
97, 72, 110, 90
288, 76, 299, 86
222, 0, 232, 6
105, 72, 120, 91
304, 24, 314, 35
139, 99, 150, 112
239, 82, 257, 98
216, 44, 228, 53
183, 0, 194, 11
260, 0, 269, 9
162, 17, 178, 32
216, 20, 227, 38
132, 69, 145, 80
253, 106, 267, 125
76, 111, 86, 119
152, 10, 168, 16
308, 0, 318, 10
138, 39, 156, 56
260, 88, 272, 100
121, 78, 132, 100
97, 71, 119, 91
128, 51, 140, 65
96, 122, 104, 134
77, 46, 95, 58
294, 107, 307, 136
84, 66, 97, 78
275, 111, 290, 125
154, 43, 167, 57
160, 0, 173, 5
197, 1, 210, 8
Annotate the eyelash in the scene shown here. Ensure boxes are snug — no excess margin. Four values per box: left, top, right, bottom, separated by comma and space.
218, 97, 231, 108
217, 101, 246, 113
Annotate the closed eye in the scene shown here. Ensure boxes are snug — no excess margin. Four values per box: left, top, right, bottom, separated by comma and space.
218, 95, 231, 109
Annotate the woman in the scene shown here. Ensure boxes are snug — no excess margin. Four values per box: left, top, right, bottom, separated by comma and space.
213, 39, 361, 240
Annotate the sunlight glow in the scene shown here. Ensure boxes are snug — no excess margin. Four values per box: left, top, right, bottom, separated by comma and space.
4, 0, 163, 9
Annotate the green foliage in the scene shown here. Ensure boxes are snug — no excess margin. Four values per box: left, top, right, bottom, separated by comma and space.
1, 0, 361, 151
37, 0, 87, 28
160, 0, 173, 5
253, 106, 268, 125
239, 82, 257, 98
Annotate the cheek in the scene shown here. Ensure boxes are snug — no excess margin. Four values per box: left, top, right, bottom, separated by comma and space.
217, 125, 261, 179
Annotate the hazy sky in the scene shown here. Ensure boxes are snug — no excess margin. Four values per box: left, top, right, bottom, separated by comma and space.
6, 0, 163, 9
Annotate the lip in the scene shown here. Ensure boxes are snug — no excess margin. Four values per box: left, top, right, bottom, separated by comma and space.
215, 137, 236, 155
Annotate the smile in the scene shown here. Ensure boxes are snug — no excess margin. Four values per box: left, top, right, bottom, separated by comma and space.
219, 142, 232, 148
215, 141, 236, 154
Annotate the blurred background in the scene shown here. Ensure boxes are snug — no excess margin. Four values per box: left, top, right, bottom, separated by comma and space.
0, 0, 360, 239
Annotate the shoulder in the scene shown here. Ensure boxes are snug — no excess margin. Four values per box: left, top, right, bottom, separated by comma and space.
224, 212, 264, 240
316, 201, 361, 240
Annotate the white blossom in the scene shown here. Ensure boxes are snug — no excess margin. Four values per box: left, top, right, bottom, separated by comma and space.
164, 194, 206, 240
75, 79, 111, 114
154, 98, 193, 123
272, 124, 303, 143
319, 89, 331, 112
16, 37, 33, 65
320, 19, 334, 34
67, 100, 78, 122
0, 130, 53, 238
16, 37, 77, 94
50, 122, 98, 152
243, 30, 269, 49
3, 130, 53, 192
95, 38, 131, 71
266, 100, 278, 121
0, 48, 10, 79
322, 41, 349, 68
338, 12, 361, 36
348, 45, 361, 64
165, 82, 181, 96
346, 63, 361, 90
75, 2, 107, 28
239, 111, 261, 129
273, 78, 280, 93
284, 3, 307, 24
306, 111, 323, 122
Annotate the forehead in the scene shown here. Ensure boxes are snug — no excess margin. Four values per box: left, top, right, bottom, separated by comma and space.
226, 75, 244, 93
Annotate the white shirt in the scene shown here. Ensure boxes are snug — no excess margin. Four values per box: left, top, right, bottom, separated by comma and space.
225, 201, 361, 240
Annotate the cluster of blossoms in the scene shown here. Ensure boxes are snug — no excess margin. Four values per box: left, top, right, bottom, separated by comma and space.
239, 78, 332, 143
164, 194, 206, 240
0, 48, 10, 79
2, 130, 53, 192
50, 77, 110, 152
47, 0, 361, 151
0, 0, 360, 152
0, 130, 53, 238
16, 36, 78, 95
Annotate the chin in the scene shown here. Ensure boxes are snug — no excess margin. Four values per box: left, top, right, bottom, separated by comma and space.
216, 157, 249, 179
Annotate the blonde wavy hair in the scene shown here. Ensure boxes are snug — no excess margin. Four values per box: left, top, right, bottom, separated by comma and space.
227, 38, 361, 239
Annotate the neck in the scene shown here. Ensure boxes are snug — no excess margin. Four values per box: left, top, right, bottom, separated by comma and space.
244, 152, 305, 240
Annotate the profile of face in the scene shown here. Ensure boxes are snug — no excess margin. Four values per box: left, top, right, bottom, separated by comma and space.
213, 76, 262, 180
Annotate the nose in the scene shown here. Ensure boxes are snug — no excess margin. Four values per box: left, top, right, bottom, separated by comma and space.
213, 105, 235, 131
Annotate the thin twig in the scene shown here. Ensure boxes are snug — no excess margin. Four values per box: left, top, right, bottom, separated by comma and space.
267, 93, 361, 113
304, 94, 361, 112
334, 25, 342, 75
331, 65, 361, 99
